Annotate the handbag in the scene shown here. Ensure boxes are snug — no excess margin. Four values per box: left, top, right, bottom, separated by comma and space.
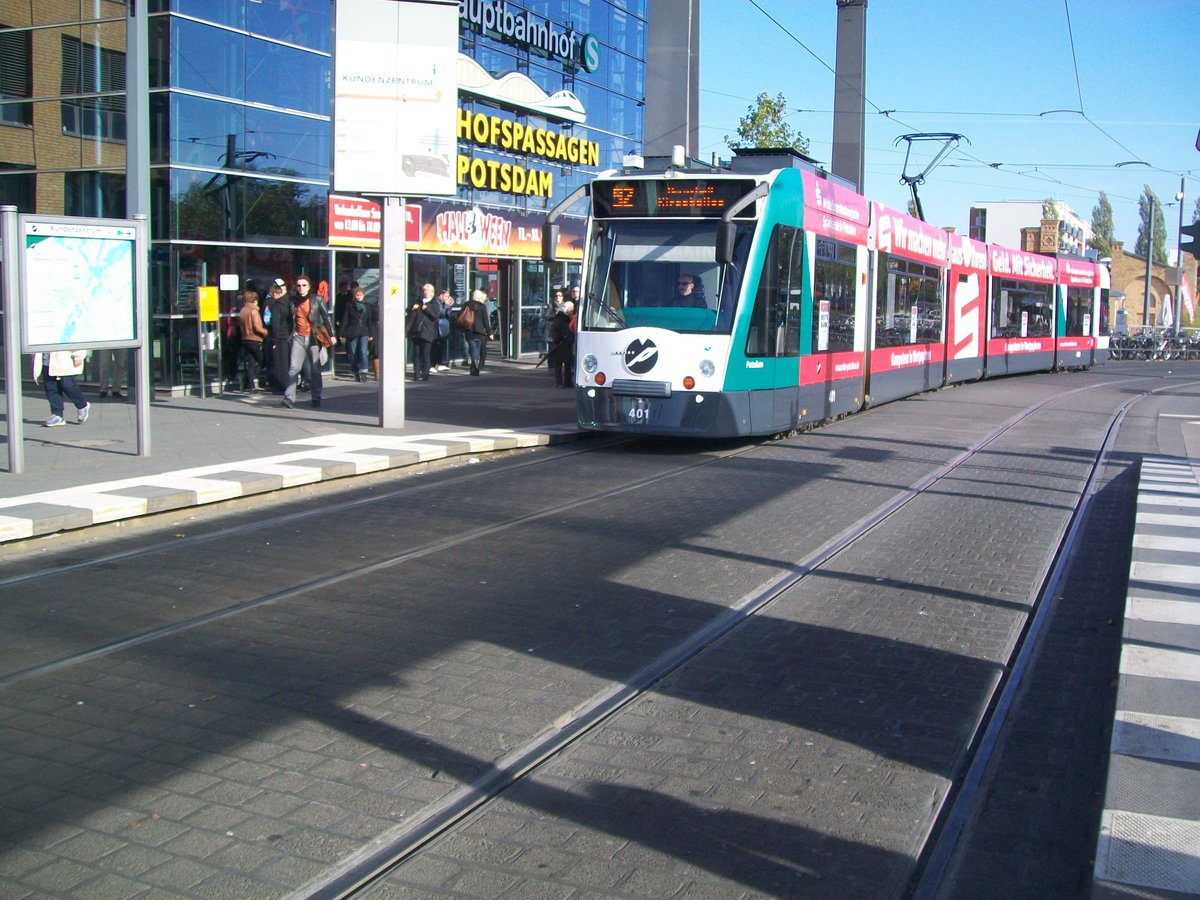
314, 324, 334, 348
456, 303, 475, 330
437, 316, 450, 338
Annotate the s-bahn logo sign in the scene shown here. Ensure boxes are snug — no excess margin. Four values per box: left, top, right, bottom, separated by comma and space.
624, 339, 659, 374
461, 0, 601, 73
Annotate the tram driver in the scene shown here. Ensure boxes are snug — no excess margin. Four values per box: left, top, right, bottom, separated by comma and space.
668, 274, 707, 308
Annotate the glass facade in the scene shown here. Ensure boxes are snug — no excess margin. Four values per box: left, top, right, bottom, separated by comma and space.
0, 0, 646, 390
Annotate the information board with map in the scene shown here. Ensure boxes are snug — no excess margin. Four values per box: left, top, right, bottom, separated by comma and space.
20, 216, 140, 351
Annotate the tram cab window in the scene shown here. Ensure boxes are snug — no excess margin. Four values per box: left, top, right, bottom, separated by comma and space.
991, 278, 1053, 338
746, 225, 802, 357
811, 237, 857, 353
874, 255, 944, 347
580, 220, 751, 335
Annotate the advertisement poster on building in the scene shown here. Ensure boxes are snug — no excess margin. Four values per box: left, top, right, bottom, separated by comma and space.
333, 0, 458, 197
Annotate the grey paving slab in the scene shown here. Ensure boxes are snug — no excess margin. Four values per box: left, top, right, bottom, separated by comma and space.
0, 362, 582, 544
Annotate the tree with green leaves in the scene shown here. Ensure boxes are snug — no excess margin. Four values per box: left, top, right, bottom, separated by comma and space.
725, 92, 810, 155
1042, 198, 1059, 221
1135, 185, 1168, 265
1088, 191, 1115, 259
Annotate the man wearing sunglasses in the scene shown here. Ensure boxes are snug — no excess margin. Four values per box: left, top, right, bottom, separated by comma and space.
282, 277, 336, 409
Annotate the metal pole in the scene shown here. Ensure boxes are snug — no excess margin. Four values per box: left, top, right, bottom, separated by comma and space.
379, 196, 407, 428
1143, 207, 1154, 331
133, 214, 151, 455
1175, 178, 1185, 335
2, 206, 24, 473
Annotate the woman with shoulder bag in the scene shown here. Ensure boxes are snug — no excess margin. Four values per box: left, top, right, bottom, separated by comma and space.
461, 289, 495, 376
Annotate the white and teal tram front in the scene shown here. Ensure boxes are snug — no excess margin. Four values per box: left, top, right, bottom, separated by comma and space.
542, 150, 872, 438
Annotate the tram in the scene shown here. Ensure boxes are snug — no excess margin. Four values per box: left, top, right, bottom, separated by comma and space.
541, 148, 1109, 437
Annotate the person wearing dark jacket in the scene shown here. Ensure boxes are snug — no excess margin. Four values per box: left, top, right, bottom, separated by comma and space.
282, 276, 336, 409
407, 284, 442, 381
266, 278, 293, 392
546, 301, 575, 387
338, 285, 372, 382
462, 288, 495, 376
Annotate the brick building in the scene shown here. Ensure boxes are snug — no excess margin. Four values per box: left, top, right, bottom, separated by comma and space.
1107, 241, 1197, 331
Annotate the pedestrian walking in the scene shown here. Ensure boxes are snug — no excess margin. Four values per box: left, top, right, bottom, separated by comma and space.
266, 278, 293, 393
237, 288, 269, 391
95, 348, 127, 399
34, 350, 90, 426
282, 276, 336, 409
460, 288, 495, 376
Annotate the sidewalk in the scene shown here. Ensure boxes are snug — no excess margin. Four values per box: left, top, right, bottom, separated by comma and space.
0, 360, 581, 543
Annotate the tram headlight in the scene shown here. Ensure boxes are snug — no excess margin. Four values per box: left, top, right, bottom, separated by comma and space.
699, 359, 715, 378
582, 354, 598, 374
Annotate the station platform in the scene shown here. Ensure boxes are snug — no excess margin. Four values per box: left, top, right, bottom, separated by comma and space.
1093, 418, 1200, 898
0, 360, 581, 544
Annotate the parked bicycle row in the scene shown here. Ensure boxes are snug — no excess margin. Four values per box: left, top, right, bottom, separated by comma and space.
1108, 330, 1200, 360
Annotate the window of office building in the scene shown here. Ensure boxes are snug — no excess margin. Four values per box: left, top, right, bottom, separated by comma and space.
0, 26, 33, 127
61, 35, 127, 142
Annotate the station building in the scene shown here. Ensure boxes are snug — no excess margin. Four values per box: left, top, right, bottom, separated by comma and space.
0, 0, 649, 390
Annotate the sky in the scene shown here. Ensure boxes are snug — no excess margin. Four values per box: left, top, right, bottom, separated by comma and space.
698, 0, 1200, 252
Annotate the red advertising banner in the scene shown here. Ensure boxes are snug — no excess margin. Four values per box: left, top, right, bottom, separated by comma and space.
405, 201, 584, 259
870, 203, 949, 266
801, 171, 869, 245
869, 343, 946, 374
1059, 257, 1100, 288
328, 194, 382, 248
800, 350, 864, 385
989, 245, 1057, 283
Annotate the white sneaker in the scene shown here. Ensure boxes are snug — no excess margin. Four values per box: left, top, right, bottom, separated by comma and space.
77, 403, 90, 424
436, 365, 449, 372
43, 415, 66, 427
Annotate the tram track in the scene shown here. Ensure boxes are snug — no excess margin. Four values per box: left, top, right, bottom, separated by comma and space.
295, 376, 1182, 899
0, 371, 1186, 899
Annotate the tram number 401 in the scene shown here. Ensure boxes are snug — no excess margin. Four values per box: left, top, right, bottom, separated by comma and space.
626, 398, 653, 423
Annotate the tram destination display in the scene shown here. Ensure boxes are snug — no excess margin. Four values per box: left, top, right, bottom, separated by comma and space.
592, 179, 757, 219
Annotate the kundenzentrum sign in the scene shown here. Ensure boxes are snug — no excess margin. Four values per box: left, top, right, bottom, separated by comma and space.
459, 0, 601, 73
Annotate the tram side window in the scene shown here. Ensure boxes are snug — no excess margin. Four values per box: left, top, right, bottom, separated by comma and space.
874, 255, 944, 347
991, 278, 1053, 338
746, 225, 802, 357
1065, 286, 1090, 336
812, 237, 856, 352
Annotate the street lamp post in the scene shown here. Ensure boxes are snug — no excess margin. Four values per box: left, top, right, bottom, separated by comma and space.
1175, 179, 1185, 334
1143, 208, 1153, 331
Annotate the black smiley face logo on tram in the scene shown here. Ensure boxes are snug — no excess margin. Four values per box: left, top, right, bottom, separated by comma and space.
624, 339, 659, 374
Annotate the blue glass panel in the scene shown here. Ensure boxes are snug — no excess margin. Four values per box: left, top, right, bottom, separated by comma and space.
162, 0, 332, 51
170, 94, 245, 168
165, 93, 329, 181
244, 107, 329, 181
171, 19, 245, 98
248, 0, 332, 53
165, 0, 244, 29
245, 39, 331, 115
169, 166, 327, 243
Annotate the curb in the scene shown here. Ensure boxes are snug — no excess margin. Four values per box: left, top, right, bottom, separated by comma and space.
0, 425, 582, 544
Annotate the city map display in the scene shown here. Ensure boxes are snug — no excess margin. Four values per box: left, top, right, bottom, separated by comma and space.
21, 218, 138, 349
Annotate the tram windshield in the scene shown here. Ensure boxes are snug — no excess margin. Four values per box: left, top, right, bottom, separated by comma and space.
580, 219, 755, 334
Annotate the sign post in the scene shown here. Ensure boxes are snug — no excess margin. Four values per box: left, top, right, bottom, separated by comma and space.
2, 206, 23, 473
5, 212, 150, 469
333, 0, 459, 428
